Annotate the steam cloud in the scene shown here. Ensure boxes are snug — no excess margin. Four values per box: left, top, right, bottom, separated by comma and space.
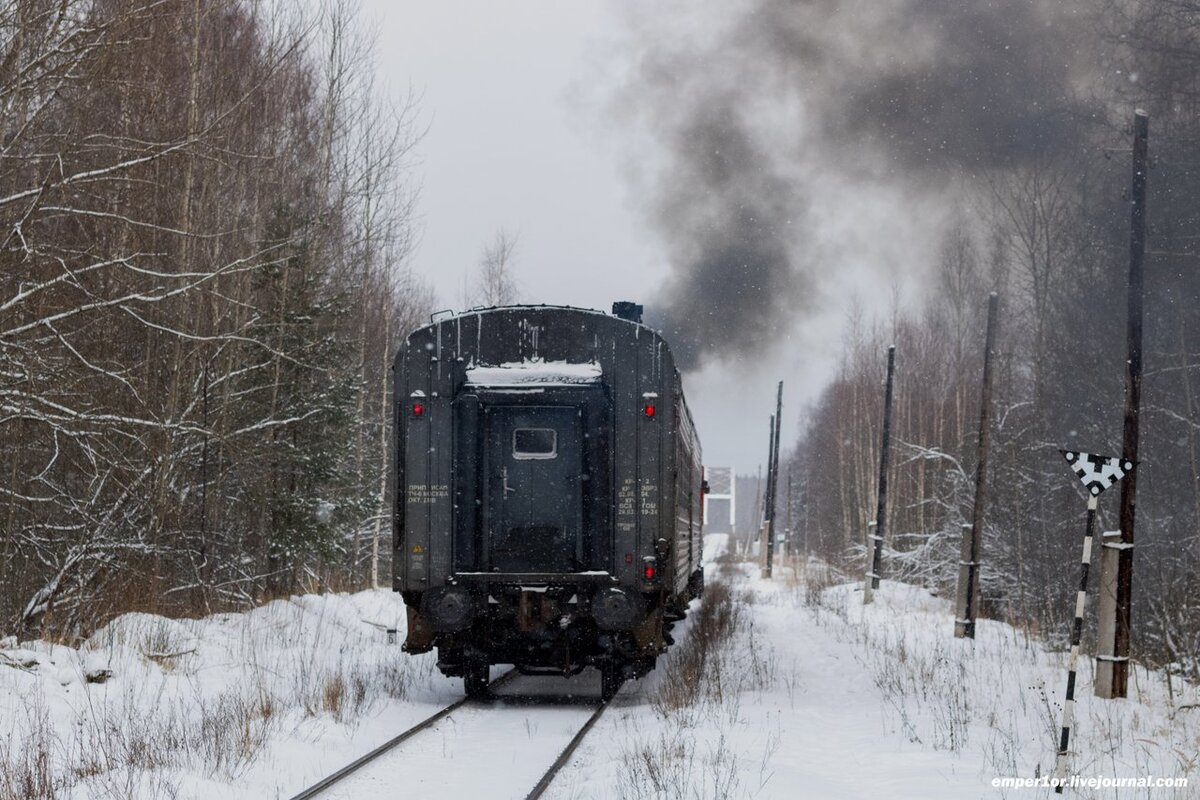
626, 0, 1098, 370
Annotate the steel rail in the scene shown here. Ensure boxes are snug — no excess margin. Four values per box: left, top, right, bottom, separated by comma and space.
524, 691, 615, 800
287, 670, 518, 800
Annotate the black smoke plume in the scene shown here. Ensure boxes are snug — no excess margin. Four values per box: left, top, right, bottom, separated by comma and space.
625, 0, 1099, 370
644, 96, 808, 369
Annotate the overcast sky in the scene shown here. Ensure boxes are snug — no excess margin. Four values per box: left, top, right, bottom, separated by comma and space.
362, 0, 905, 473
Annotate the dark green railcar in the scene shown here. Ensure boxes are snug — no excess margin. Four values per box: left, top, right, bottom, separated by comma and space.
393, 303, 704, 700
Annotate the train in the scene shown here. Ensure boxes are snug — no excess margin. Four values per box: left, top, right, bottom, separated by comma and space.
392, 302, 705, 700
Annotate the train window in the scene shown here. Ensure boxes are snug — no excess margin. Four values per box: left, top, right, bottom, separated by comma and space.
513, 428, 557, 459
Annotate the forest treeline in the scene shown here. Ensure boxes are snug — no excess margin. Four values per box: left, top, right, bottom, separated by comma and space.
0, 0, 432, 638
786, 1, 1200, 675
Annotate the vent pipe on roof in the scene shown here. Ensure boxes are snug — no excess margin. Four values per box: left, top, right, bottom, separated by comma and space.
612, 301, 643, 324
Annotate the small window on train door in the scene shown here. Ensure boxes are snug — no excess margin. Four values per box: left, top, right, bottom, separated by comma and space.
513, 428, 557, 459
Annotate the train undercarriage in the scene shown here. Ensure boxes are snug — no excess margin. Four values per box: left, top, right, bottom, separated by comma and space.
403, 576, 696, 701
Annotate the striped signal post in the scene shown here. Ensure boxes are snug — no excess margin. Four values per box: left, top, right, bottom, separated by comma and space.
1053, 450, 1134, 794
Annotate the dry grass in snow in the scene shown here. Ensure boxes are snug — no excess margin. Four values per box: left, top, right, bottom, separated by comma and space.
0, 591, 443, 800
4, 538, 1196, 800
548, 540, 1198, 800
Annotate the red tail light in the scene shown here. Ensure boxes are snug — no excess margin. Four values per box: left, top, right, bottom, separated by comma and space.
411, 402, 424, 417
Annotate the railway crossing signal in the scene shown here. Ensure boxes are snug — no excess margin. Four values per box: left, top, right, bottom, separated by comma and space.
1052, 449, 1134, 794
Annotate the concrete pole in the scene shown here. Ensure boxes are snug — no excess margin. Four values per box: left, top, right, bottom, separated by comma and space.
864, 521, 878, 605
1094, 530, 1123, 698
953, 522, 973, 631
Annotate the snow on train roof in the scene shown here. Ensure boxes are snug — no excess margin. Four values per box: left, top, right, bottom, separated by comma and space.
464, 359, 602, 387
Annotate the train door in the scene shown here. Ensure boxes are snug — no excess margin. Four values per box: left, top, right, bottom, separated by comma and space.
484, 405, 583, 573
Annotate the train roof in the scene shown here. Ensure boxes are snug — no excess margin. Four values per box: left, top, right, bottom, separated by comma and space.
407, 303, 656, 343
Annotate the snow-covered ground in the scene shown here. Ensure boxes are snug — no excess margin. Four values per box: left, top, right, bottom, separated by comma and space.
549, 556, 1197, 799
2, 536, 1196, 799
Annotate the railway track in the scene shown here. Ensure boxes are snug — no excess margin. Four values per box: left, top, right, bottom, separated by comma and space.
288, 670, 616, 800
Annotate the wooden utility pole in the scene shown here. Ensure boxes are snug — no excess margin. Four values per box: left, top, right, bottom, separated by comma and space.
1109, 109, 1149, 699
760, 417, 774, 568
801, 470, 810, 569
786, 470, 794, 562
955, 293, 999, 639
749, 464, 763, 555
765, 382, 783, 578
868, 346, 896, 592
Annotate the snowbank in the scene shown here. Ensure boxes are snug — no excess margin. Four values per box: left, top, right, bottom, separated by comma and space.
2, 562, 1195, 799
0, 590, 460, 799
545, 562, 1198, 799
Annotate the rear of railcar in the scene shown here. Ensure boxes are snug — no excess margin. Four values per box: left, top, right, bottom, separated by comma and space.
393, 304, 703, 697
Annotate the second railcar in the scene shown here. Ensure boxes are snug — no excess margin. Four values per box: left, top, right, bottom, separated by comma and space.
393, 302, 704, 700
